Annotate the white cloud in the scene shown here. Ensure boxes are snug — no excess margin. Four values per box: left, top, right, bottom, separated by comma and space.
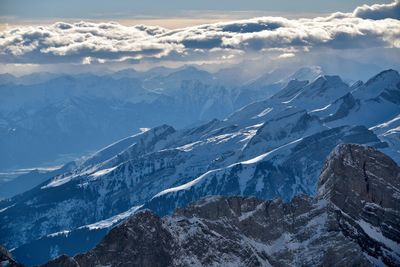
278, 52, 295, 59
354, 0, 400, 20
0, 2, 399, 66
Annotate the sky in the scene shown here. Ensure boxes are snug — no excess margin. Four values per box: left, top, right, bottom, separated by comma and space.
0, 0, 394, 27
0, 0, 399, 75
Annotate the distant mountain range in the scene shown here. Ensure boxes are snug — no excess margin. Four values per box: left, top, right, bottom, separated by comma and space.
0, 65, 323, 172
0, 68, 399, 266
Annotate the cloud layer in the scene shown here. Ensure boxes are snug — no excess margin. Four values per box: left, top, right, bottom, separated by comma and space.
353, 0, 400, 20
0, 1, 399, 65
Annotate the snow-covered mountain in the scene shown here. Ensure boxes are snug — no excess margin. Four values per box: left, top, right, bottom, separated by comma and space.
1, 69, 399, 266
43, 144, 400, 267
312, 69, 400, 128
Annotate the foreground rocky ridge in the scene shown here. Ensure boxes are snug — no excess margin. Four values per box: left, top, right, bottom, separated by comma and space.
44, 144, 400, 267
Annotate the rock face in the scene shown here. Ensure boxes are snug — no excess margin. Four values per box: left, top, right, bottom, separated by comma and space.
43, 144, 400, 267
0, 245, 22, 267
318, 144, 400, 266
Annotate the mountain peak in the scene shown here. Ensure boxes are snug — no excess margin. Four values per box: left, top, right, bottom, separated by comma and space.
318, 143, 400, 212
304, 74, 348, 93
288, 66, 324, 82
365, 69, 400, 87
152, 124, 175, 133
168, 66, 210, 78
351, 69, 400, 102
313, 75, 344, 85
292, 74, 349, 108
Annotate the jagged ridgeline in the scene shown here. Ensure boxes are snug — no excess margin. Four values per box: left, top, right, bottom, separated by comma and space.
0, 69, 399, 266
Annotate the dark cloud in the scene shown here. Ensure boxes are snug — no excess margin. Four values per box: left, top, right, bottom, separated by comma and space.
221, 21, 282, 33
182, 38, 223, 49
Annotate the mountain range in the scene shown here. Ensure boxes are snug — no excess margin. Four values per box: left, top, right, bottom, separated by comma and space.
42, 144, 400, 267
0, 68, 399, 266
1, 65, 321, 172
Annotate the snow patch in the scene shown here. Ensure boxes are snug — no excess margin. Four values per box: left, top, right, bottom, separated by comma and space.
91, 166, 117, 177
356, 219, 400, 254
139, 127, 151, 133
85, 205, 143, 230
241, 137, 303, 164
41, 174, 78, 189
310, 104, 331, 113
254, 107, 273, 118
152, 169, 222, 199
0, 204, 15, 213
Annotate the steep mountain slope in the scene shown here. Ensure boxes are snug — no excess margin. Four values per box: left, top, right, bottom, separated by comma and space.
145, 125, 385, 215
286, 75, 351, 110
43, 144, 400, 267
0, 125, 177, 249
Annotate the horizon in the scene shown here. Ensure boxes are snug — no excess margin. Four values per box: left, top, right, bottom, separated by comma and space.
1, 0, 392, 22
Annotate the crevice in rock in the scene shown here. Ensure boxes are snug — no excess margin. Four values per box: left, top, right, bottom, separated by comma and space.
362, 161, 370, 194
